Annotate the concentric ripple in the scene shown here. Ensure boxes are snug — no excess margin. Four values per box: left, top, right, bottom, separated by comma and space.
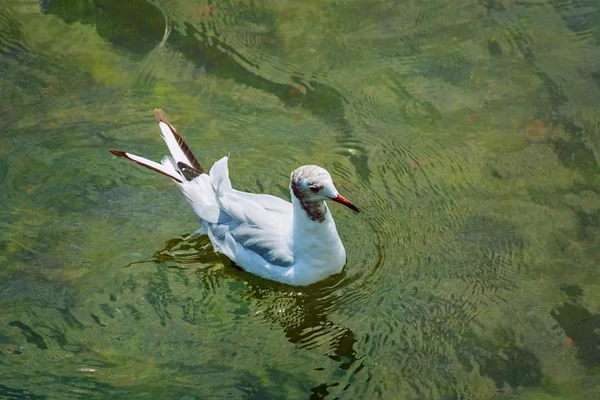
2, 0, 600, 398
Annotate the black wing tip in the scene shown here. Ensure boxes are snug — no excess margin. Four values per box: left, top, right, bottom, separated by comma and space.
109, 149, 127, 157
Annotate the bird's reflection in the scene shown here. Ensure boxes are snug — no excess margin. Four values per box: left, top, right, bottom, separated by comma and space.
48, 0, 362, 371
142, 233, 358, 370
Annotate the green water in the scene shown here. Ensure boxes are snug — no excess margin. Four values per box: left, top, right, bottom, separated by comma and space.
1, 0, 600, 398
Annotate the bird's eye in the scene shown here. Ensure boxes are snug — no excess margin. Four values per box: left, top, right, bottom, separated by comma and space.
309, 185, 319, 193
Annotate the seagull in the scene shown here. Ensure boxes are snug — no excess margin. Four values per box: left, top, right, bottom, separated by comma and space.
109, 109, 360, 286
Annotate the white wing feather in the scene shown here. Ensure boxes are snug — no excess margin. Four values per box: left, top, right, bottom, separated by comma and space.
203, 157, 294, 266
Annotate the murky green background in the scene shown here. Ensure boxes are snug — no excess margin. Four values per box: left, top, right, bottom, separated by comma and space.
1, 0, 600, 398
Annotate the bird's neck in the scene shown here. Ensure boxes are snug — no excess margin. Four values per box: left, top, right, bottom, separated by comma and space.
290, 193, 345, 265
293, 194, 328, 222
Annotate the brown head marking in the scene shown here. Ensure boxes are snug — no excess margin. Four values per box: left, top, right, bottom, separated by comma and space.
290, 166, 331, 222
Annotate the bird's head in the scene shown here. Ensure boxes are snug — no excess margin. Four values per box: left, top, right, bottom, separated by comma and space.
290, 165, 359, 213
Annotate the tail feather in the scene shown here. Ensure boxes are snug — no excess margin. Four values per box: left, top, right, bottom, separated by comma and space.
153, 109, 206, 174
109, 149, 183, 183
110, 109, 207, 184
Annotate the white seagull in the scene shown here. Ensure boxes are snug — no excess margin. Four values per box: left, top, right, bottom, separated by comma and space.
110, 109, 360, 286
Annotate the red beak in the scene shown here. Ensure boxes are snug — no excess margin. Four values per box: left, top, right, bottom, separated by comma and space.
331, 194, 360, 213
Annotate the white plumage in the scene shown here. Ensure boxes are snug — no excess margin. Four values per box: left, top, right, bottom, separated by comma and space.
110, 109, 359, 286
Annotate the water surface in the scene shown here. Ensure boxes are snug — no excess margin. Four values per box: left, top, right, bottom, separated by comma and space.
1, 0, 600, 398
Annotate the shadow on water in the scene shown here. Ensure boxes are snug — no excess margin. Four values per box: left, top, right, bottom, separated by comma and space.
131, 230, 543, 397
2, 230, 359, 398
40, 0, 371, 182
457, 328, 542, 389
7, 321, 49, 350
552, 284, 600, 369
136, 234, 360, 370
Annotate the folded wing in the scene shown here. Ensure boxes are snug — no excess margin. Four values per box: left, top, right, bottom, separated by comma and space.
207, 157, 294, 267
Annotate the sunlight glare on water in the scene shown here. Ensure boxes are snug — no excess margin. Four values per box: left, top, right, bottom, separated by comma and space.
1, 0, 600, 398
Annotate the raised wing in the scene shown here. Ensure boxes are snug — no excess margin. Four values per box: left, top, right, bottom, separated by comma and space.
207, 157, 294, 267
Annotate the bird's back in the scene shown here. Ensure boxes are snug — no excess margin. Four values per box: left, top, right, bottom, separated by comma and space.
190, 157, 294, 267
